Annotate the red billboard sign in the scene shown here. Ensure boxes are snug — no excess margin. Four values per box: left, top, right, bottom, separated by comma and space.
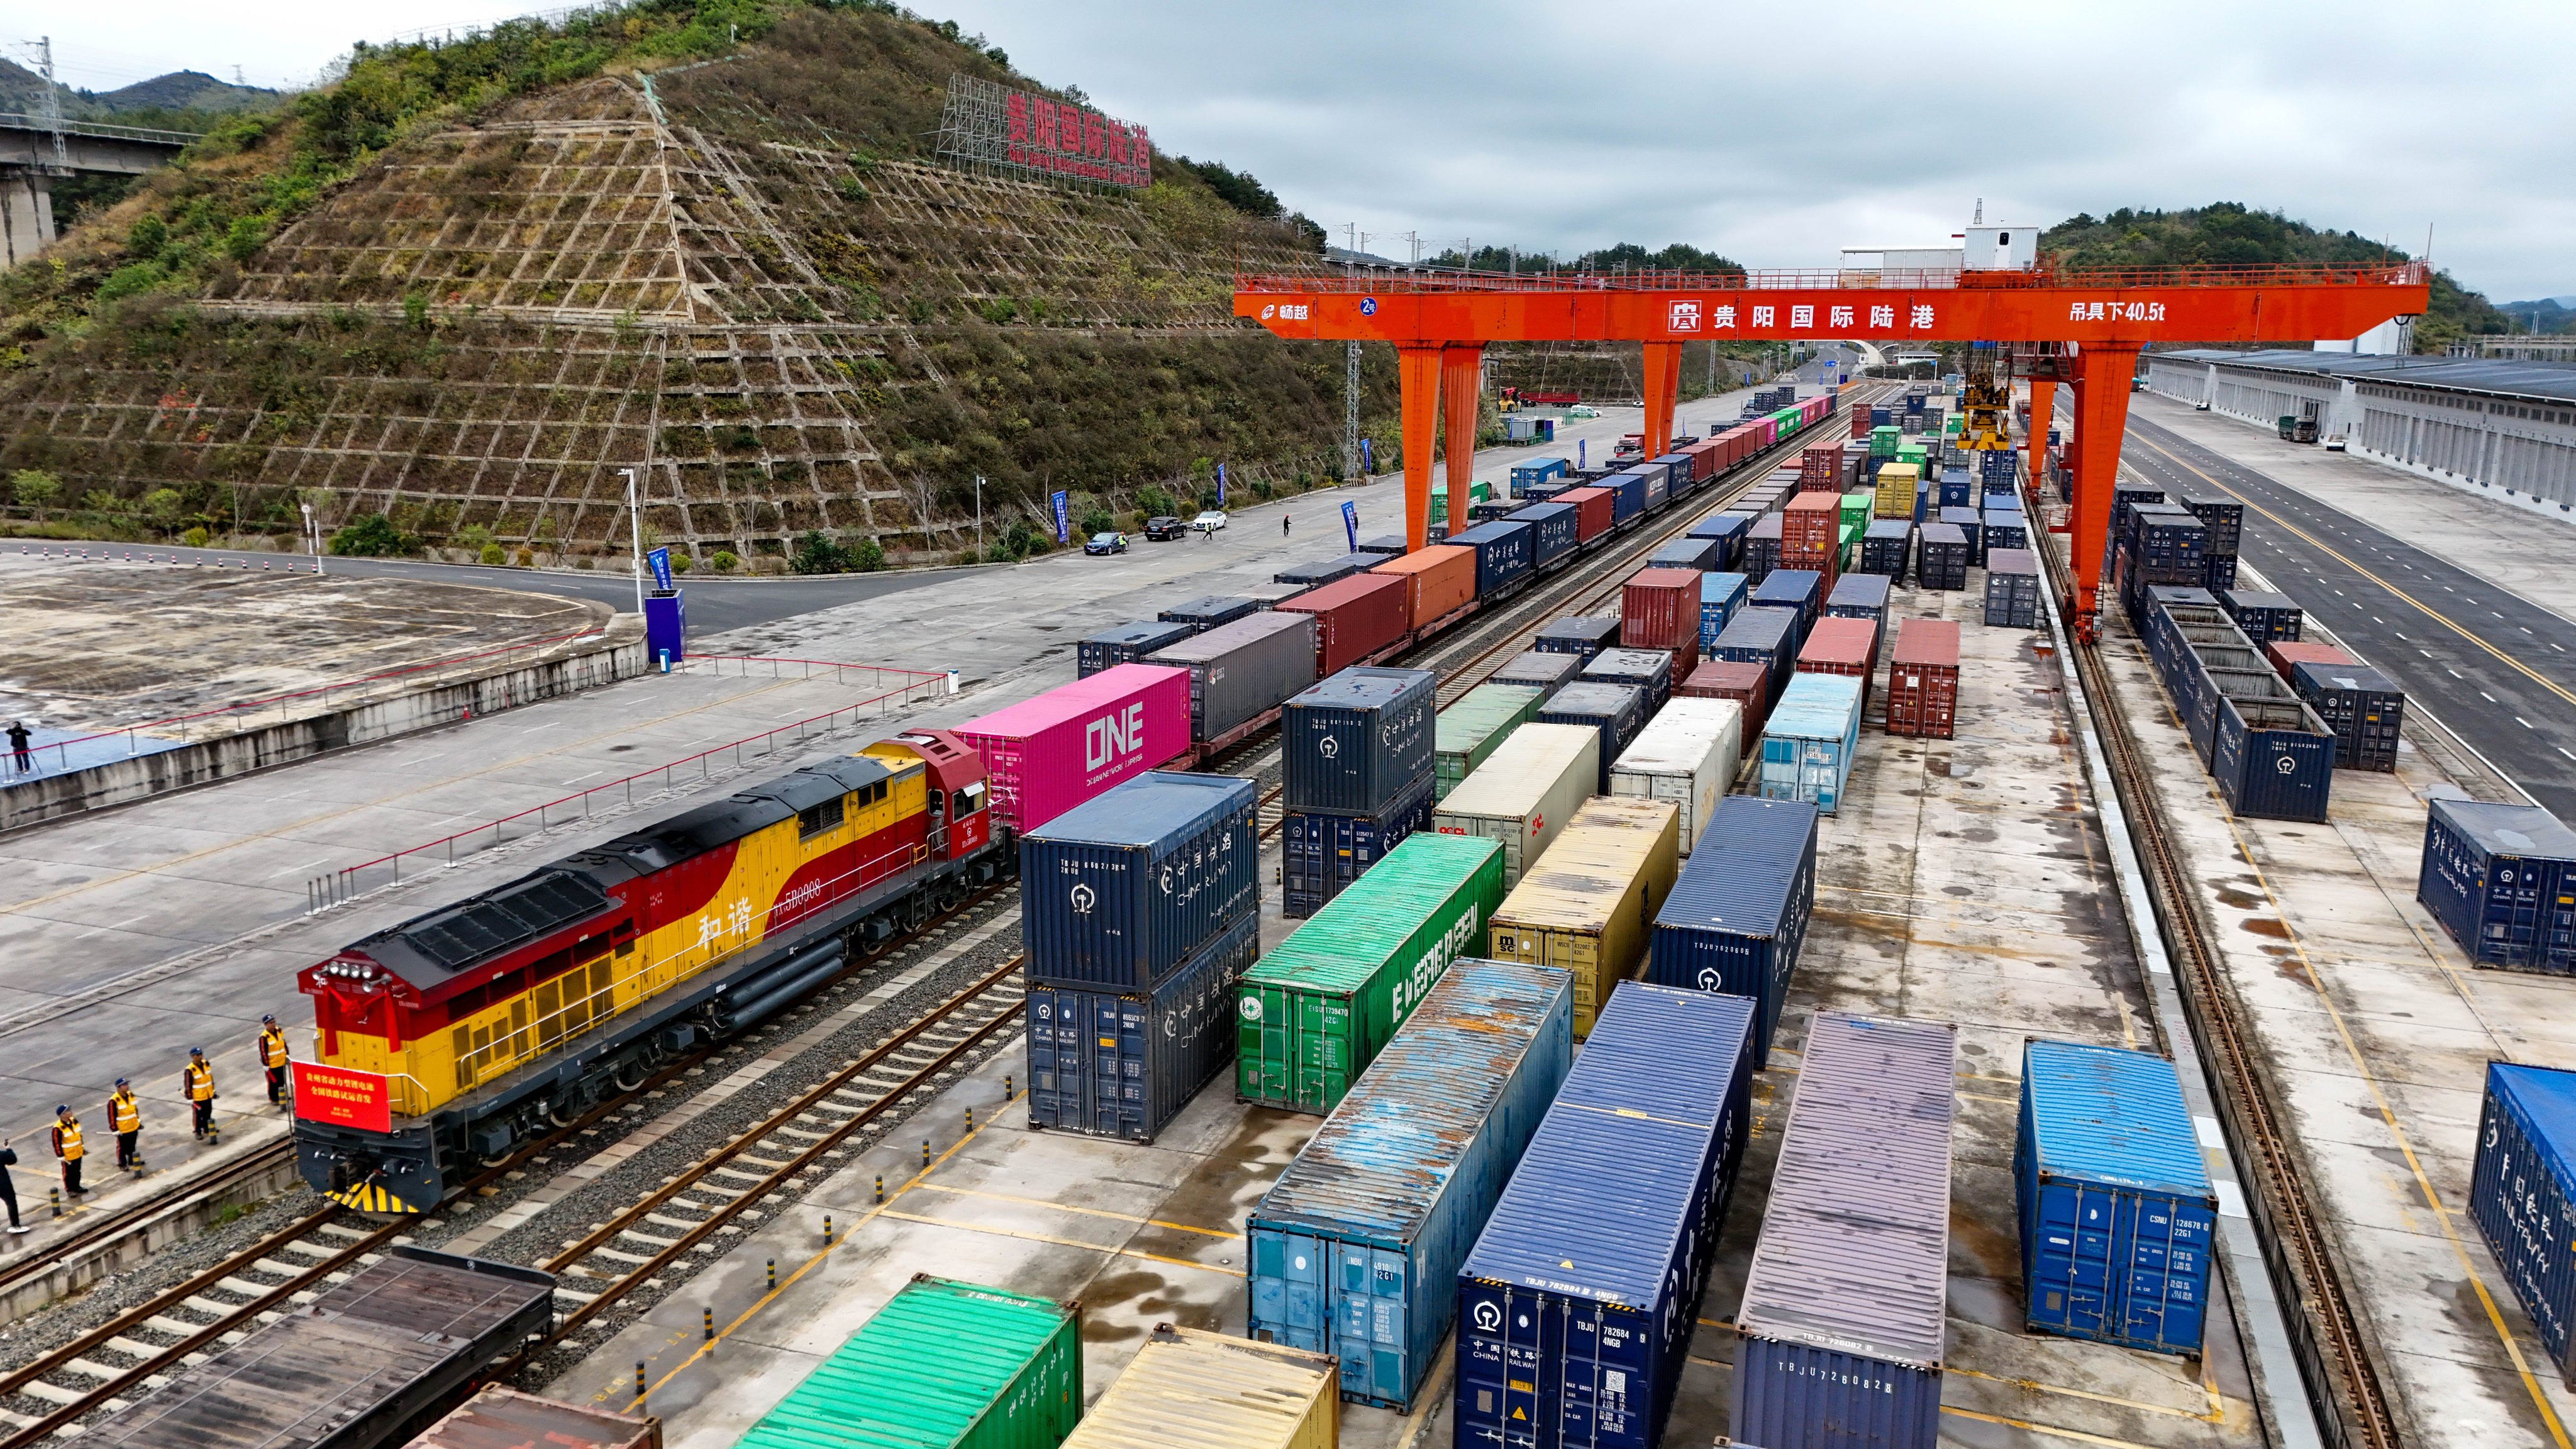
293, 1062, 392, 1133
938, 74, 1150, 190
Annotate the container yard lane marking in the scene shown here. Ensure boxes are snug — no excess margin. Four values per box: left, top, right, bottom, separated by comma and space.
2132, 436, 2576, 711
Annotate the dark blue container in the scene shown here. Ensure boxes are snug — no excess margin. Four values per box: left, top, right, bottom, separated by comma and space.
2473, 1062, 2576, 1379
1158, 594, 1263, 630
2125, 511, 2208, 586
1917, 522, 1969, 590
1534, 682, 1648, 792
1456, 985, 1757, 1449
2201, 553, 2241, 592
2016, 1040, 2216, 1355
1859, 519, 1914, 581
1275, 555, 1368, 589
2111, 480, 2165, 536
1939, 505, 1983, 564
2175, 490, 2245, 553
1651, 451, 1697, 490
1602, 470, 1649, 523
1283, 667, 1436, 816
1648, 536, 1720, 572
1711, 607, 1797, 710
1748, 568, 1821, 648
1511, 457, 1572, 496
1446, 519, 1536, 597
1580, 648, 1674, 716
1686, 511, 1750, 570
1983, 510, 2030, 553
2211, 696, 2334, 822
1645, 796, 1817, 1067
1523, 480, 1574, 506
1825, 572, 1890, 631
2218, 588, 2304, 643
2419, 799, 2576, 974
1514, 501, 1580, 569
1077, 619, 1197, 677
1697, 572, 1750, 651
1489, 650, 1583, 702
1731, 1013, 1955, 1449
1533, 616, 1623, 665
1283, 772, 1437, 918
1632, 460, 1672, 509
2289, 660, 2404, 771
1938, 473, 1974, 510
1024, 911, 1251, 1141
1020, 771, 1260, 989
1741, 514, 1782, 582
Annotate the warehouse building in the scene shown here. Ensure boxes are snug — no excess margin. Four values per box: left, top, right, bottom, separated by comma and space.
2143, 350, 2576, 514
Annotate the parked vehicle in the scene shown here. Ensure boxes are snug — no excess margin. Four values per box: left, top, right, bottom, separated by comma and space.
1144, 515, 1189, 541
1192, 509, 1230, 532
1082, 531, 1128, 555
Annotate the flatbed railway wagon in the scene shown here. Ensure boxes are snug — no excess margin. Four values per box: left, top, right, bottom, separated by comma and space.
293, 731, 1009, 1213
79, 1248, 554, 1449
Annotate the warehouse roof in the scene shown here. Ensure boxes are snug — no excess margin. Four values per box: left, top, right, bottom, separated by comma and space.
2153, 349, 2576, 407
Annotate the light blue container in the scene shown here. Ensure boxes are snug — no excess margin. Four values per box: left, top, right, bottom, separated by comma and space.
1246, 958, 1574, 1410
1697, 572, 1750, 652
2016, 1041, 2216, 1355
1757, 673, 1864, 814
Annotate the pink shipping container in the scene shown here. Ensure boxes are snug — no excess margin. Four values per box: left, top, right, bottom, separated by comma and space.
952, 663, 1191, 834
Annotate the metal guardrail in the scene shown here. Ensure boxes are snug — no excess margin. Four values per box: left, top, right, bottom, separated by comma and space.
0, 111, 202, 146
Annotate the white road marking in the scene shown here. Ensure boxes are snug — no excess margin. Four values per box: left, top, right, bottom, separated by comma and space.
2519, 718, 2534, 730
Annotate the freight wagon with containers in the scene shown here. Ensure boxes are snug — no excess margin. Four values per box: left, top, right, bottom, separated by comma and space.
733, 1275, 1081, 1449
1076, 620, 1196, 677
1646, 795, 1818, 1067
1159, 594, 1264, 631
1486, 797, 1682, 1038
1145, 611, 1318, 754
1731, 1013, 1958, 1449
1274, 555, 1368, 590
957, 664, 1190, 835
1274, 572, 1411, 677
1456, 984, 1758, 1449
1609, 697, 1744, 854
1246, 960, 1575, 1411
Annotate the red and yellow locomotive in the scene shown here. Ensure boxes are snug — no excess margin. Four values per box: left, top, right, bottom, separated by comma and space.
294, 731, 1005, 1211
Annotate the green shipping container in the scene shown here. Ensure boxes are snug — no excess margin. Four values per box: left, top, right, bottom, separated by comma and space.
1435, 684, 1546, 799
1870, 425, 1900, 460
1237, 833, 1507, 1113
736, 1275, 1081, 1449
1839, 491, 1871, 536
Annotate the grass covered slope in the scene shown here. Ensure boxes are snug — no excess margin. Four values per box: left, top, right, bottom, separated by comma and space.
0, 0, 1348, 565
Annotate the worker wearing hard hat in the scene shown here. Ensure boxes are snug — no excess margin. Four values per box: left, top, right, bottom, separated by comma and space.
109, 1079, 145, 1170
184, 1049, 217, 1140
50, 1106, 84, 1197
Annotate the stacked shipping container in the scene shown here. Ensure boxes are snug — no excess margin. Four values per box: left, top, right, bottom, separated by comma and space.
1280, 668, 1438, 917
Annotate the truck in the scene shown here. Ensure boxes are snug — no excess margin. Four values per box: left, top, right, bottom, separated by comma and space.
2276, 414, 2320, 443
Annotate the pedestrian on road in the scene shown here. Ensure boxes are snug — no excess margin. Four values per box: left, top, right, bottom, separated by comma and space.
0, 1138, 25, 1233
50, 1107, 83, 1197
1282, 514, 1291, 536
5, 719, 29, 774
184, 1049, 217, 1140
109, 1079, 144, 1170
259, 1016, 292, 1108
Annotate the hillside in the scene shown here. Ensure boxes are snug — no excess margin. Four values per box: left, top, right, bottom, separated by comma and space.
2041, 203, 2509, 351
2498, 298, 2575, 335
0, 1, 1355, 568
0, 58, 280, 123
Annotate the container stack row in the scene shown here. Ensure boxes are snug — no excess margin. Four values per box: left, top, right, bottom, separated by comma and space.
1279, 667, 1438, 917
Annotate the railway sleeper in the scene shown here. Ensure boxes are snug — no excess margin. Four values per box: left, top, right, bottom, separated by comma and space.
278, 1239, 338, 1258
586, 1246, 657, 1267
59, 1360, 119, 1383
141, 1316, 198, 1336
18, 1382, 87, 1406
103, 1340, 155, 1361
616, 1228, 680, 1248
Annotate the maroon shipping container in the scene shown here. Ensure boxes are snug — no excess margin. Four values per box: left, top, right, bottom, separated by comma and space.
1885, 618, 1961, 739
1372, 544, 1478, 631
1621, 567, 1702, 653
1679, 658, 1770, 738
1683, 439, 1723, 482
2266, 639, 2355, 683
1852, 408, 1872, 439
1799, 442, 1844, 493
1798, 616, 1879, 712
1276, 571, 1410, 675
1558, 486, 1614, 541
1782, 492, 1840, 554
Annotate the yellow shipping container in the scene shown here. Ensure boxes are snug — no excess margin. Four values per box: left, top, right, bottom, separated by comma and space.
1486, 796, 1681, 1036
1872, 461, 1921, 520
1061, 1324, 1337, 1449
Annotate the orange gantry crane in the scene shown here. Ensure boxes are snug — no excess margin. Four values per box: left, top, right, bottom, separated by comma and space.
1234, 262, 2428, 633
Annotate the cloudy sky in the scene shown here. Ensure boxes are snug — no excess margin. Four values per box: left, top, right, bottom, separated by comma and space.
38, 0, 2575, 301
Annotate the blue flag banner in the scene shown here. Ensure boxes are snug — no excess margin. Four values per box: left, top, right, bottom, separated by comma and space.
1216, 463, 1226, 506
1050, 490, 1070, 543
1361, 437, 1372, 475
645, 547, 674, 591
1340, 499, 1359, 552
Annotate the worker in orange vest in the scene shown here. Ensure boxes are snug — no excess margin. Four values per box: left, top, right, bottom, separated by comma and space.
50, 1106, 84, 1197
183, 1049, 217, 1140
259, 1016, 292, 1108
108, 1079, 145, 1170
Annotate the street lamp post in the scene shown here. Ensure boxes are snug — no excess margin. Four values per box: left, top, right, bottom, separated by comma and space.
619, 467, 644, 615
301, 502, 323, 575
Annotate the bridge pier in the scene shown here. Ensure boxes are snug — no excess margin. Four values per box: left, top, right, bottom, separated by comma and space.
1641, 341, 1682, 458
0, 166, 57, 270
2064, 341, 2142, 636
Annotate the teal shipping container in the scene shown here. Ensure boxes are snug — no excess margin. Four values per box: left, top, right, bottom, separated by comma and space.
1757, 672, 1865, 814
735, 1274, 1081, 1449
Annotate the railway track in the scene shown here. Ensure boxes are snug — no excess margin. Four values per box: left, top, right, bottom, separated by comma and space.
2039, 509, 2398, 1449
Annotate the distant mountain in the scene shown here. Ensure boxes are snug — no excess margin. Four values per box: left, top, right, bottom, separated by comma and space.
2497, 298, 2576, 335
0, 57, 278, 123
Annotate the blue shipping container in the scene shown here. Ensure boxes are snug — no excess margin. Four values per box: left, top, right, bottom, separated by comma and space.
1648, 536, 1720, 572
2419, 799, 2576, 974
1824, 571, 1890, 630
1748, 569, 1821, 647
1284, 667, 1437, 817
1024, 910, 1252, 1141
2015, 1041, 2216, 1355
1511, 457, 1572, 496
1077, 619, 1197, 677
1938, 506, 1983, 564
1021, 772, 1260, 989
1248, 958, 1575, 1410
1534, 682, 1648, 793
1742, 514, 1782, 584
1731, 1013, 1956, 1449
1159, 594, 1263, 630
1711, 608, 1797, 712
1514, 501, 1580, 570
2210, 696, 2334, 823
1646, 795, 1818, 1068
1602, 470, 1648, 523
1275, 555, 1368, 589
1858, 519, 1913, 582
1758, 673, 1865, 815
1456, 985, 1757, 1449
1580, 648, 1674, 716
2473, 1063, 2576, 1379
1284, 773, 1438, 919
1697, 572, 1750, 652
1687, 511, 1750, 570
2218, 589, 2304, 644
1447, 520, 1536, 597
1533, 616, 1623, 666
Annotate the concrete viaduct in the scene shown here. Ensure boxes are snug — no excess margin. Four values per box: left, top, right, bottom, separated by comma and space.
1, 113, 197, 268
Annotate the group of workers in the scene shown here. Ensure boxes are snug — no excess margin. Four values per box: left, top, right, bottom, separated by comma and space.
0, 1017, 291, 1232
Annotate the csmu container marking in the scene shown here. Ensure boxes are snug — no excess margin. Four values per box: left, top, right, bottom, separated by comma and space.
1246, 959, 1575, 1411
956, 665, 1191, 835
1238, 833, 1506, 1114
1486, 797, 1682, 1038
1025, 911, 1252, 1142
1456, 984, 1757, 1449
733, 1274, 1080, 1449
1645, 794, 1817, 1067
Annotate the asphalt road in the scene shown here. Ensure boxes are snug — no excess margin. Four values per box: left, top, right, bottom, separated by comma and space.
4, 540, 972, 633
2123, 415, 2576, 819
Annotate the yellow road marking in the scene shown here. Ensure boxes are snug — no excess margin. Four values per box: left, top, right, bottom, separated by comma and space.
1944, 1363, 2226, 1423
1941, 1406, 2165, 1448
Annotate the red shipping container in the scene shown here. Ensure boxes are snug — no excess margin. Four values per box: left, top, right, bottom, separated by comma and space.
1276, 571, 1409, 675
1557, 486, 1614, 541
1885, 619, 1961, 739
1852, 408, 1871, 438
1799, 442, 1843, 494
1621, 567, 1702, 652
2265, 640, 2355, 683
1782, 493, 1840, 553
1371, 545, 1477, 631
1797, 616, 1879, 712
1678, 658, 1770, 738
954, 663, 1192, 833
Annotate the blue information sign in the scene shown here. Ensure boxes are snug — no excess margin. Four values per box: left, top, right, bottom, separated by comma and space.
1050, 489, 1070, 543
1340, 499, 1359, 552
645, 547, 673, 591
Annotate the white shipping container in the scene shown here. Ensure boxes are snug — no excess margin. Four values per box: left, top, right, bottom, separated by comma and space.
1609, 697, 1744, 853
1432, 723, 1600, 889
